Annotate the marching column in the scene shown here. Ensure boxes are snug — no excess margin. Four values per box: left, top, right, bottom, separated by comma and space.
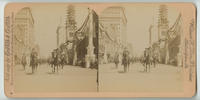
85, 9, 95, 68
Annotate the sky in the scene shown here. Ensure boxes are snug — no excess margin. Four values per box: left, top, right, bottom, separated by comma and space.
30, 4, 88, 58
124, 4, 179, 56
28, 4, 179, 58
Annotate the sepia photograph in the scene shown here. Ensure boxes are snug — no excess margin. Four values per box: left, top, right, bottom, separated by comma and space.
98, 3, 196, 96
98, 4, 184, 92
4, 3, 196, 97
5, 4, 98, 94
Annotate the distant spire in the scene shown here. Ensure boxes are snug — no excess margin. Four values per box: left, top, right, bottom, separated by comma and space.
65, 5, 77, 41
158, 5, 169, 41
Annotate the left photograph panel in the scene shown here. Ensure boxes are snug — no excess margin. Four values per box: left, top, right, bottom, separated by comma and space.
4, 3, 98, 97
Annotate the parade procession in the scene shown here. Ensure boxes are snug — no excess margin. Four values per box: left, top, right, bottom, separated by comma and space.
98, 5, 183, 73
14, 5, 99, 74
9, 3, 195, 93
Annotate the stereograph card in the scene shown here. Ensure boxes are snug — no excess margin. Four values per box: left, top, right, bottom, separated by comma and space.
4, 3, 196, 97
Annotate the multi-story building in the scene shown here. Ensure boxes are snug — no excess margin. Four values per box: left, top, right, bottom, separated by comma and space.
13, 7, 34, 64
157, 5, 182, 65
157, 5, 169, 64
56, 23, 66, 48
99, 6, 127, 63
168, 14, 182, 65
64, 5, 77, 65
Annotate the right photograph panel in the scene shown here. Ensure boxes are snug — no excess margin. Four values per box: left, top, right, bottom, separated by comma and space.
98, 3, 196, 96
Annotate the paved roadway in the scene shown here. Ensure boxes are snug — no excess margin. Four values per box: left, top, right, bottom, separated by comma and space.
99, 62, 183, 92
14, 62, 184, 93
14, 63, 97, 92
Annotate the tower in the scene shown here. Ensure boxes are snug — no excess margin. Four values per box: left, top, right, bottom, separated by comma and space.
65, 5, 77, 65
158, 5, 169, 64
158, 5, 169, 41
65, 5, 77, 42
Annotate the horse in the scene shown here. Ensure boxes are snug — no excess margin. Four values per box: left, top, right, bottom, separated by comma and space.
48, 57, 54, 68
122, 50, 130, 73
51, 50, 61, 73
30, 52, 38, 74
143, 49, 151, 72
60, 53, 66, 69
152, 55, 158, 68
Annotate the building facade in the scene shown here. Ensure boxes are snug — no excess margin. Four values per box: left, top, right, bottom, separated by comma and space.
167, 14, 182, 65
157, 5, 169, 64
156, 5, 182, 65
99, 6, 127, 64
56, 25, 66, 48
13, 7, 34, 64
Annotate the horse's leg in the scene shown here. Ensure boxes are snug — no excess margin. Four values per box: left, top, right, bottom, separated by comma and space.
150, 64, 151, 72
53, 65, 55, 73
32, 66, 34, 74
61, 63, 63, 69
34, 64, 36, 71
51, 64, 52, 72
125, 64, 127, 73
23, 64, 25, 70
127, 64, 129, 72
33, 65, 35, 73
31, 66, 33, 73
145, 64, 147, 72
57, 65, 59, 73
149, 64, 150, 72
123, 65, 125, 72
53, 65, 56, 73
52, 64, 54, 72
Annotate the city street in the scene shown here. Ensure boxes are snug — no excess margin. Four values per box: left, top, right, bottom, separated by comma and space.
99, 62, 184, 92
14, 64, 97, 92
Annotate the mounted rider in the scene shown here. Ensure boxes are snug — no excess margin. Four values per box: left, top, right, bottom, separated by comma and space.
122, 47, 130, 72
30, 48, 38, 73
143, 47, 151, 72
